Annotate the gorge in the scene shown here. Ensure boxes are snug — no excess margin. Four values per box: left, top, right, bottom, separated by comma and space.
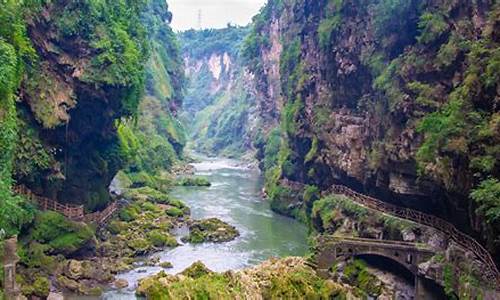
1, 0, 499, 299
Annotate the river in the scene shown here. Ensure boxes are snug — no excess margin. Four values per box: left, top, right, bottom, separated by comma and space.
98, 156, 308, 299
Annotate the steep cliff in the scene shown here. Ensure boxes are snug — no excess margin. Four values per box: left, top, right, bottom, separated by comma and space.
243, 0, 499, 274
0, 0, 185, 229
180, 27, 258, 157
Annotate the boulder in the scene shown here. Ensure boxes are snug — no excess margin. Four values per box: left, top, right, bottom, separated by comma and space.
114, 279, 129, 289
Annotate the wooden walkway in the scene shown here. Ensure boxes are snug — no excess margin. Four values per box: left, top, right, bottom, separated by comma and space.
328, 184, 500, 287
13, 185, 118, 225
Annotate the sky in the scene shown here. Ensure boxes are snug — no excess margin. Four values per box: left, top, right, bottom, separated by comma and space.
168, 0, 267, 31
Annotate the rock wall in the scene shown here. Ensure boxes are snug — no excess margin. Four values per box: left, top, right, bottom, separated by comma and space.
243, 0, 500, 260
180, 27, 259, 157
9, 0, 182, 211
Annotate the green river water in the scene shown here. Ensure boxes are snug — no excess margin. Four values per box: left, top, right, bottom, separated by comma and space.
94, 156, 308, 299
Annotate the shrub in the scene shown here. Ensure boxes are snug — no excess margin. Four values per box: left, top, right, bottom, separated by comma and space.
417, 12, 449, 44
470, 178, 500, 225
318, 15, 342, 49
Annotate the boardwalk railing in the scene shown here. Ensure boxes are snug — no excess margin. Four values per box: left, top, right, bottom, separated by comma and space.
13, 185, 84, 220
83, 201, 118, 224
13, 185, 118, 225
328, 184, 500, 287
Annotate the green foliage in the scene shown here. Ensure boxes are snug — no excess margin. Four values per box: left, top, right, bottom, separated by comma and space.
118, 201, 141, 221
180, 25, 250, 60
263, 127, 281, 172
280, 38, 302, 98
58, 0, 149, 116
303, 185, 320, 205
0, 0, 37, 237
30, 211, 95, 255
417, 12, 449, 44
117, 121, 139, 163
318, 15, 342, 50
470, 178, 500, 225
373, 58, 405, 110
282, 95, 304, 136
435, 33, 462, 68
146, 230, 177, 248
343, 259, 382, 297
166, 207, 184, 217
14, 119, 55, 179
305, 137, 318, 163
372, 0, 417, 41
443, 264, 457, 298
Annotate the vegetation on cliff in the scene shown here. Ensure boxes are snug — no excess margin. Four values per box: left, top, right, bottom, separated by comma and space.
180, 25, 256, 157
243, 0, 500, 265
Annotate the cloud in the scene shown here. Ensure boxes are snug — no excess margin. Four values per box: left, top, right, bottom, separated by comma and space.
168, 0, 266, 31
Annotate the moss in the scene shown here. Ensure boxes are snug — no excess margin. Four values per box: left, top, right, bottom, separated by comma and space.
417, 12, 449, 44
443, 263, 457, 298
304, 137, 318, 163
146, 230, 178, 248
124, 186, 171, 204
127, 238, 151, 253
343, 259, 382, 297
183, 218, 239, 244
32, 276, 50, 298
138, 258, 346, 299
160, 261, 173, 269
30, 211, 95, 255
118, 203, 141, 222
166, 207, 184, 217
107, 220, 129, 235
318, 13, 342, 50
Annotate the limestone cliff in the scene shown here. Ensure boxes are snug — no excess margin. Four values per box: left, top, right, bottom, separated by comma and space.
4, 0, 184, 212
180, 27, 258, 157
243, 0, 500, 263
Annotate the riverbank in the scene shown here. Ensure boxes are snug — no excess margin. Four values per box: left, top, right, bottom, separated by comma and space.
102, 156, 308, 298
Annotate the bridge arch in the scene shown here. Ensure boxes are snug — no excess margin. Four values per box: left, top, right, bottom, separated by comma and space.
316, 241, 422, 277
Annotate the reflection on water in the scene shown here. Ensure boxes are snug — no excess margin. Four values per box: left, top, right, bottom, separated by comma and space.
99, 156, 308, 299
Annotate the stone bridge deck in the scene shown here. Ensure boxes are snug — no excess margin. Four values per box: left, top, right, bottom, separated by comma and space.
313, 236, 435, 278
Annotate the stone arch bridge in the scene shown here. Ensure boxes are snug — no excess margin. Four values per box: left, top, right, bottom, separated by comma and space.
312, 235, 438, 299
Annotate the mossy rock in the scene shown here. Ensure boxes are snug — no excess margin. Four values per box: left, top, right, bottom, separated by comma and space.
177, 177, 211, 187
160, 261, 173, 268
181, 261, 213, 278
136, 257, 345, 299
166, 207, 184, 217
182, 218, 239, 244
124, 187, 170, 204
146, 230, 178, 248
118, 203, 142, 222
127, 237, 152, 253
22, 275, 50, 298
30, 211, 96, 256
107, 220, 129, 235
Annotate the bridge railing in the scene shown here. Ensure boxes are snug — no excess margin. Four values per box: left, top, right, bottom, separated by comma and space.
329, 184, 500, 286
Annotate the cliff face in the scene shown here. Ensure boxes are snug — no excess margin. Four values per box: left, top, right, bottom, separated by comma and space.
180, 27, 258, 157
244, 0, 500, 258
1, 0, 185, 213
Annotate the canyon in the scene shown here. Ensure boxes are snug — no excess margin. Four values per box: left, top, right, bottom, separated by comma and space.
1, 0, 499, 299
